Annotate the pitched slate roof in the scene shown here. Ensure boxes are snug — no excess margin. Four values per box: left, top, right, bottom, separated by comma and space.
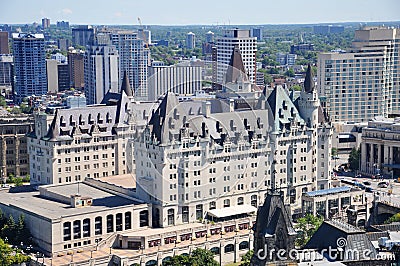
267, 85, 305, 132
304, 64, 315, 93
225, 45, 249, 84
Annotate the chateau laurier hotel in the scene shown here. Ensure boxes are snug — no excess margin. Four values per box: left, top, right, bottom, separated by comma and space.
0, 47, 332, 263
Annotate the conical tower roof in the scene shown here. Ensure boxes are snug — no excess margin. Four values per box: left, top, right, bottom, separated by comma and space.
304, 64, 315, 93
121, 71, 133, 97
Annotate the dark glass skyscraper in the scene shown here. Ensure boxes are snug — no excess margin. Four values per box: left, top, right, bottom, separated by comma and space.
12, 33, 47, 102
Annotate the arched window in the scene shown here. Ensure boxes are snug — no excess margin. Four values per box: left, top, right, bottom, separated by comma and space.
95, 216, 102, 235
97, 113, 102, 123
223, 199, 230, 208
209, 201, 216, 210
82, 218, 90, 237
116, 213, 123, 231
251, 195, 258, 208
107, 214, 114, 233
125, 212, 132, 230
224, 244, 234, 253
63, 222, 71, 241
60, 116, 65, 126
73, 220, 81, 239
167, 209, 174, 225
145, 260, 157, 266
79, 114, 84, 125
69, 115, 74, 126
239, 241, 249, 250
106, 112, 112, 123
88, 114, 93, 124
210, 247, 220, 255
237, 197, 244, 205
139, 210, 149, 227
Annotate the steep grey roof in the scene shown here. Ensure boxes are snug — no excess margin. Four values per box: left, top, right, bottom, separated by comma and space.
225, 45, 249, 84
146, 92, 274, 145
121, 71, 133, 97
267, 85, 305, 132
254, 191, 297, 238
44, 90, 134, 141
304, 64, 315, 93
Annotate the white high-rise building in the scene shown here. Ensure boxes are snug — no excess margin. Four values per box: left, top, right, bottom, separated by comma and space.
206, 31, 214, 43
111, 31, 149, 101
147, 65, 202, 101
214, 29, 257, 87
186, 32, 195, 49
318, 26, 400, 122
84, 44, 119, 105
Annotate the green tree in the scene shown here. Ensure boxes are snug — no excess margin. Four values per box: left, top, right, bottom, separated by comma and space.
291, 84, 302, 91
0, 238, 30, 266
0, 97, 6, 108
348, 147, 361, 170
284, 68, 295, 77
331, 148, 338, 157
163, 249, 218, 266
385, 213, 400, 224
14, 178, 23, 187
295, 214, 323, 247
239, 250, 254, 266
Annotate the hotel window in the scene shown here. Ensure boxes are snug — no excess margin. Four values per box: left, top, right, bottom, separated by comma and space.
82, 218, 90, 237
73, 220, 81, 239
107, 215, 114, 233
223, 199, 230, 208
63, 222, 71, 241
95, 217, 102, 235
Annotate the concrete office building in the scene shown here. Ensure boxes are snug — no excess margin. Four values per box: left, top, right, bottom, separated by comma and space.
47, 59, 70, 93
41, 18, 50, 29
46, 59, 59, 93
360, 116, 400, 179
0, 114, 33, 180
318, 26, 400, 122
135, 53, 332, 227
12, 33, 47, 103
111, 31, 149, 101
147, 64, 202, 101
276, 53, 297, 66
290, 43, 314, 54
68, 50, 85, 89
0, 55, 13, 87
0, 179, 151, 256
251, 28, 263, 41
72, 25, 95, 47
57, 38, 70, 51
214, 29, 257, 88
84, 44, 119, 105
206, 31, 214, 43
56, 21, 69, 29
186, 32, 196, 49
0, 31, 9, 54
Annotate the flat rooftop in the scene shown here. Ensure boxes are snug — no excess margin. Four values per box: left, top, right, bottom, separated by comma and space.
0, 183, 144, 220
97, 174, 136, 189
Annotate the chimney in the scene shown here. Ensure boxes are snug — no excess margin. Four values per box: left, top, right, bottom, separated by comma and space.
203, 101, 211, 117
229, 99, 234, 112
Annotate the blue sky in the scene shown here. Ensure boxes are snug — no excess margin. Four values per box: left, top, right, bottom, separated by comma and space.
1, 0, 399, 25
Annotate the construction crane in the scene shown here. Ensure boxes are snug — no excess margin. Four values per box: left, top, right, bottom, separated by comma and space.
137, 17, 149, 48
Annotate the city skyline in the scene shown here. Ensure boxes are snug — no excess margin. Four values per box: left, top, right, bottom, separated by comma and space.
1, 0, 399, 26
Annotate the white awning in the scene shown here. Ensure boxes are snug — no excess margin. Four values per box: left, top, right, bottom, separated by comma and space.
207, 204, 257, 218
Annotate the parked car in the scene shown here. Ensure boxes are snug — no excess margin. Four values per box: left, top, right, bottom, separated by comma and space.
378, 181, 389, 188
363, 181, 372, 186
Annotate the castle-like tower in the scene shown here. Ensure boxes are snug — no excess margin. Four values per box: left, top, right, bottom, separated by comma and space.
297, 65, 333, 189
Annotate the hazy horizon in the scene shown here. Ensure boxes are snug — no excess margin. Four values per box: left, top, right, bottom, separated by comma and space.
1, 0, 399, 26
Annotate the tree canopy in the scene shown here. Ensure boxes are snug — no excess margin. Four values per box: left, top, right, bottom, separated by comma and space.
163, 248, 219, 266
295, 214, 323, 247
348, 147, 361, 170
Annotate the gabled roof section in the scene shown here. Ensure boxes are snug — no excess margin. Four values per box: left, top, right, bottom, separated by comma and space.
148, 91, 180, 142
121, 71, 133, 97
304, 64, 315, 93
267, 85, 304, 132
225, 45, 249, 84
46, 109, 59, 141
